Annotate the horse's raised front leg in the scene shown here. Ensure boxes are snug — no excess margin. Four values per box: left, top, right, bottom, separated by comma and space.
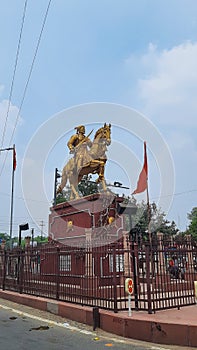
95, 161, 107, 190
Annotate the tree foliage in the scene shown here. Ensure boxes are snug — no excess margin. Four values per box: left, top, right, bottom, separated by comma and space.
78, 175, 99, 196
56, 175, 99, 203
187, 207, 197, 241
0, 232, 9, 241
131, 200, 179, 240
56, 189, 70, 204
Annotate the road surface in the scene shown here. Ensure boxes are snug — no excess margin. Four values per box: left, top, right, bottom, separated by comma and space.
0, 298, 194, 350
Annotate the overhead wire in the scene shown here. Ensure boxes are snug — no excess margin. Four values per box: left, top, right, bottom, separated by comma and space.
149, 188, 197, 202
0, 190, 51, 204
0, 0, 28, 150
0, 0, 53, 177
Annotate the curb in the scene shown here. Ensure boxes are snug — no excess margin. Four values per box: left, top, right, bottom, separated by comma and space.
0, 290, 196, 347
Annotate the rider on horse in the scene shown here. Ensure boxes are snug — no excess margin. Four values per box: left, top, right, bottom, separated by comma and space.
57, 123, 111, 199
67, 125, 92, 171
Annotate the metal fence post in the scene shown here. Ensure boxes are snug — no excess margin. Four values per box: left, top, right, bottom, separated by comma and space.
56, 247, 60, 300
19, 249, 24, 294
145, 244, 152, 314
112, 244, 118, 313
93, 306, 100, 330
2, 249, 7, 290
132, 241, 139, 310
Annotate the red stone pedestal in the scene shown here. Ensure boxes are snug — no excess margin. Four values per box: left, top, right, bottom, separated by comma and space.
48, 193, 129, 245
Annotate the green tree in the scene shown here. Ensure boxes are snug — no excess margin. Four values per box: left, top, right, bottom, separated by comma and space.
55, 175, 99, 204
0, 232, 9, 241
78, 175, 98, 196
131, 200, 178, 240
34, 236, 48, 244
56, 189, 70, 204
187, 207, 197, 241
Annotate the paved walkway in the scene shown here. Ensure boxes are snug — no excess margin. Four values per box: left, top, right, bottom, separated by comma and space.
121, 305, 197, 325
0, 290, 196, 347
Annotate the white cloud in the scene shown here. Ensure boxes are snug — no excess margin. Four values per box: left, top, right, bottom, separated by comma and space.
126, 41, 197, 127
0, 99, 23, 147
125, 42, 197, 230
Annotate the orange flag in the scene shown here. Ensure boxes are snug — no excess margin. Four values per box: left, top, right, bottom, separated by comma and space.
132, 141, 148, 194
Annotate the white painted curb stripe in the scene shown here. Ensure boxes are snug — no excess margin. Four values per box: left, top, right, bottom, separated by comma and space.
0, 303, 172, 348
0, 303, 92, 335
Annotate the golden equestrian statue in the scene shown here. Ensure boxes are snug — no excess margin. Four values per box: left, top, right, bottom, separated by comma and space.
57, 123, 111, 199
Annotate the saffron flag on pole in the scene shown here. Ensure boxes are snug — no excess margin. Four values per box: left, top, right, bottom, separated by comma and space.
13, 148, 17, 171
132, 141, 148, 194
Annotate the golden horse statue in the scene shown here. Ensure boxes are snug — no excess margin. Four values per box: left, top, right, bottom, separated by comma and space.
57, 123, 111, 199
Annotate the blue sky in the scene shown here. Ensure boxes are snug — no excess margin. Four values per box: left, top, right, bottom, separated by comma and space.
1, 0, 197, 237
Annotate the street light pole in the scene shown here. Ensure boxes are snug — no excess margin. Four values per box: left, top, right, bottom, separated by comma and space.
9, 145, 16, 248
0, 145, 16, 248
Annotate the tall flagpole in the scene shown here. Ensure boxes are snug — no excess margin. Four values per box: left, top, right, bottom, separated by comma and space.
9, 144, 16, 248
144, 142, 151, 244
146, 185, 152, 244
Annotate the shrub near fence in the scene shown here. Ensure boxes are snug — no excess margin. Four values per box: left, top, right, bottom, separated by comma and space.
0, 235, 196, 313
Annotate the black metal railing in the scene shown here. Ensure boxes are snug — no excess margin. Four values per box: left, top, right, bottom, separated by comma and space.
0, 236, 196, 313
